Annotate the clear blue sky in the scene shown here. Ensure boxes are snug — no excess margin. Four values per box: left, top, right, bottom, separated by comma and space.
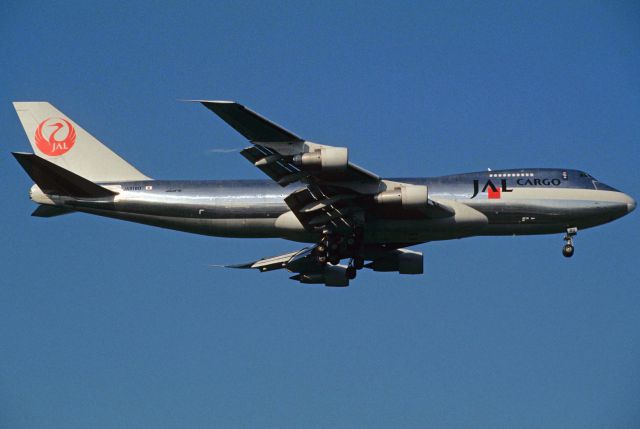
1, 1, 639, 428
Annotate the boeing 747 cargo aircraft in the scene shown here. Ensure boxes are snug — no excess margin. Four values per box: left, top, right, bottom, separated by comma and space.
12, 101, 635, 286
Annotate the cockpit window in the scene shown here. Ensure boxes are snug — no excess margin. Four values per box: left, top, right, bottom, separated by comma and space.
580, 172, 596, 180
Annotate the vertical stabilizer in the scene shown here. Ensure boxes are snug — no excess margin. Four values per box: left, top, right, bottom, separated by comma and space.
13, 102, 150, 182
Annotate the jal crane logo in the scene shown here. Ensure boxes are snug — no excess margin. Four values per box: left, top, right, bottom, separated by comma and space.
34, 117, 76, 156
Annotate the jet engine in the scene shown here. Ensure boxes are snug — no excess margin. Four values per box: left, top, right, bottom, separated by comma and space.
365, 249, 423, 274
374, 185, 428, 209
290, 264, 350, 287
293, 147, 349, 171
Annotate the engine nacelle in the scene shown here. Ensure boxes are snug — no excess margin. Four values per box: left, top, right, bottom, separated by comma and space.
374, 185, 428, 209
292, 264, 350, 287
293, 147, 349, 171
366, 249, 423, 274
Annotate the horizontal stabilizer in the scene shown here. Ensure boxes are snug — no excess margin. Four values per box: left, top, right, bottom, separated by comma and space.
198, 101, 303, 143
12, 152, 117, 198
31, 205, 75, 217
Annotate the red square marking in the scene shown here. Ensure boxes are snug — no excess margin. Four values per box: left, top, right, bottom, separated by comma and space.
488, 187, 501, 199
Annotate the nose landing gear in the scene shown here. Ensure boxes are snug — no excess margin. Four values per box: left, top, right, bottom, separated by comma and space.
562, 227, 577, 258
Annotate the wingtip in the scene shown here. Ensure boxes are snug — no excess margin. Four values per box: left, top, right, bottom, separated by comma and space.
207, 263, 252, 269
224, 263, 254, 269
180, 99, 237, 104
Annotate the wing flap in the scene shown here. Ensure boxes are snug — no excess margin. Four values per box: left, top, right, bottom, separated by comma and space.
240, 145, 309, 186
284, 187, 358, 232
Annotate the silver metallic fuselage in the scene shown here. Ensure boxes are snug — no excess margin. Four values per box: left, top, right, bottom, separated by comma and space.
35, 168, 635, 245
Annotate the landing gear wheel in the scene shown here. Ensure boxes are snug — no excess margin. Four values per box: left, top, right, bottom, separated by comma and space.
346, 266, 357, 280
562, 227, 577, 259
562, 244, 574, 258
316, 255, 327, 264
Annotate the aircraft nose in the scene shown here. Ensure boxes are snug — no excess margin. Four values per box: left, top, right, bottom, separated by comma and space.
617, 192, 636, 213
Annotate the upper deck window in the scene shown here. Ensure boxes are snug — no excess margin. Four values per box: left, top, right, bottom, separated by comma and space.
489, 172, 534, 178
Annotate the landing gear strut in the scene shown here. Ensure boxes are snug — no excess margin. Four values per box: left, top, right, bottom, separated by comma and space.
315, 227, 366, 277
562, 227, 577, 258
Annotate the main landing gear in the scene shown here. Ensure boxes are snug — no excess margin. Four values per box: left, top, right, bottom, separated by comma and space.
346, 255, 365, 280
314, 227, 365, 279
562, 227, 577, 258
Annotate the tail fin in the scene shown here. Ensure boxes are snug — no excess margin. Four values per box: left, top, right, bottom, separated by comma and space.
13, 102, 150, 182
12, 152, 117, 198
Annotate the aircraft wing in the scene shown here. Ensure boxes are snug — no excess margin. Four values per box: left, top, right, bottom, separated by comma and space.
198, 100, 453, 233
226, 244, 422, 286
198, 101, 380, 186
226, 245, 350, 286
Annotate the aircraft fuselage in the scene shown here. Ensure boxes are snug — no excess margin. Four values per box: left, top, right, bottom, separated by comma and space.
36, 167, 634, 246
